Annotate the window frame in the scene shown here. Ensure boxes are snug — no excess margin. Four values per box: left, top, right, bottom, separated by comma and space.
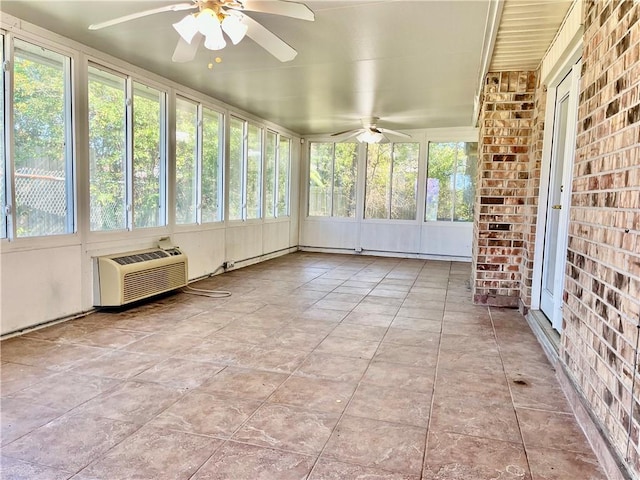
88, 63, 169, 233
4, 34, 76, 240
264, 130, 291, 220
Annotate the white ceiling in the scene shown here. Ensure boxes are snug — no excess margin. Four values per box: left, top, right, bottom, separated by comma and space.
0, 0, 569, 136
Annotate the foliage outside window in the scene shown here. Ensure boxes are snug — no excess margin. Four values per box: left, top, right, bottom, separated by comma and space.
308, 142, 357, 217
425, 142, 477, 222
175, 97, 198, 224
13, 39, 73, 237
175, 98, 224, 225
265, 131, 291, 219
201, 107, 223, 223
0, 35, 5, 238
89, 65, 167, 231
133, 82, 164, 228
246, 123, 263, 220
365, 143, 419, 220
229, 117, 263, 221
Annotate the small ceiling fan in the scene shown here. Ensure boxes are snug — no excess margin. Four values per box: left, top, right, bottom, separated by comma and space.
88, 0, 314, 63
331, 117, 412, 144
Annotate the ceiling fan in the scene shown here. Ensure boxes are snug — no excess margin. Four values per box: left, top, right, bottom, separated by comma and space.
88, 0, 314, 63
331, 117, 412, 144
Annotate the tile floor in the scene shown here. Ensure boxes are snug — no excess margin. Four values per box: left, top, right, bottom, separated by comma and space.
0, 252, 607, 479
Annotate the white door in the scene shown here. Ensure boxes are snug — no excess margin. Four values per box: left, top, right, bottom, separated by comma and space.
539, 66, 579, 332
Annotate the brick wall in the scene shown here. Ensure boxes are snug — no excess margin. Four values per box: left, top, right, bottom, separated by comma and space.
472, 71, 538, 307
562, 0, 640, 475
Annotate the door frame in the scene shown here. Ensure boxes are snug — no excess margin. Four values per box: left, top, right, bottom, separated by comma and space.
530, 50, 582, 324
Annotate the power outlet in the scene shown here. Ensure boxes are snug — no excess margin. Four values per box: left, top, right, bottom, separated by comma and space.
223, 261, 235, 270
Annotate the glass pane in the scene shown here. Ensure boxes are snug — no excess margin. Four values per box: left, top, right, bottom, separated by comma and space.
0, 35, 5, 238
453, 142, 477, 222
246, 123, 262, 220
264, 131, 277, 219
426, 142, 477, 222
133, 82, 163, 228
391, 143, 419, 220
308, 142, 333, 216
228, 117, 244, 220
202, 107, 223, 223
14, 40, 71, 237
365, 143, 392, 219
89, 65, 126, 231
175, 97, 198, 224
333, 143, 358, 217
277, 137, 290, 217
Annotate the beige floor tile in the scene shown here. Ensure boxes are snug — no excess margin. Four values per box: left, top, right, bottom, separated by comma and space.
192, 441, 315, 480
516, 408, 594, 453
148, 391, 261, 437
382, 328, 440, 348
342, 311, 395, 327
1, 398, 65, 446
373, 343, 438, 368
294, 352, 370, 383
232, 403, 340, 454
73, 425, 221, 480
0, 456, 72, 480
422, 431, 530, 480
269, 375, 356, 413
309, 459, 419, 480
0, 362, 55, 396
323, 415, 426, 475
2, 412, 138, 471
316, 335, 380, 359
134, 358, 224, 390
70, 350, 162, 380
346, 383, 431, 427
526, 446, 607, 480
361, 361, 435, 393
198, 366, 288, 400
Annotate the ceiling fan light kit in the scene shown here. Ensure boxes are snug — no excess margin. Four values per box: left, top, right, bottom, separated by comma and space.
88, 0, 314, 63
356, 130, 386, 144
332, 117, 412, 144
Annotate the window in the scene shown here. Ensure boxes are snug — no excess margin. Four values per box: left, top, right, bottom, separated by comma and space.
89, 65, 167, 231
13, 39, 73, 237
308, 142, 357, 217
133, 82, 165, 228
175, 97, 198, 224
175, 98, 224, 225
201, 107, 223, 223
1, 34, 5, 238
365, 143, 419, 220
425, 142, 477, 222
229, 116, 262, 221
265, 131, 291, 219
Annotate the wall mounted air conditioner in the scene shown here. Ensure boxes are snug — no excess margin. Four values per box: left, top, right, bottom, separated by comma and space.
93, 247, 188, 307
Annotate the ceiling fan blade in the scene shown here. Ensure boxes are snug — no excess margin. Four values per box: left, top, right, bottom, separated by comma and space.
241, 14, 297, 62
231, 0, 314, 21
172, 34, 201, 62
331, 129, 360, 137
379, 128, 412, 139
89, 3, 196, 30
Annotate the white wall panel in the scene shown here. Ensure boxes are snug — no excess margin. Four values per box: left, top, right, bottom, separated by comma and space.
173, 228, 226, 280
225, 223, 264, 264
263, 221, 291, 255
421, 223, 473, 257
1, 245, 84, 335
360, 223, 420, 254
300, 220, 358, 250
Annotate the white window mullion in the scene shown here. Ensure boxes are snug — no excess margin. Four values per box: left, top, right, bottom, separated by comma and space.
159, 91, 168, 226
125, 78, 134, 230
64, 55, 75, 234
2, 33, 14, 240
242, 121, 248, 220
195, 104, 204, 224
330, 143, 336, 217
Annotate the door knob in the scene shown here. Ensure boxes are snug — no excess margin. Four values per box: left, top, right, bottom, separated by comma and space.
552, 205, 562, 210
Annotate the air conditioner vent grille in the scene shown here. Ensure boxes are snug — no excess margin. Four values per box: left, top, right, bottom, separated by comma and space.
122, 262, 187, 304
113, 250, 168, 265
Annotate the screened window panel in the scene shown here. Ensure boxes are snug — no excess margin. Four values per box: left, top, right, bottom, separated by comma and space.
175, 97, 198, 224
308, 142, 333, 216
14, 40, 72, 237
365, 144, 392, 219
426, 142, 477, 222
228, 117, 244, 221
201, 107, 223, 223
264, 131, 277, 219
332, 143, 358, 218
88, 65, 126, 231
390, 143, 419, 220
0, 35, 5, 238
277, 137, 290, 216
246, 123, 262, 220
133, 82, 163, 228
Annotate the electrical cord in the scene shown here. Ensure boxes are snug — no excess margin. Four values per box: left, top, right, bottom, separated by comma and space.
181, 285, 231, 298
